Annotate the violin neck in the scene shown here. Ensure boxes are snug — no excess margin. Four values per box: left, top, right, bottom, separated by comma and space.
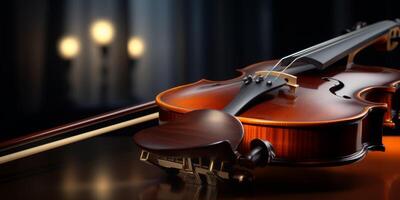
282, 20, 399, 69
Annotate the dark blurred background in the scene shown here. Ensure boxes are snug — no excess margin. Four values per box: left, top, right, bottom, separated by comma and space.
0, 0, 399, 140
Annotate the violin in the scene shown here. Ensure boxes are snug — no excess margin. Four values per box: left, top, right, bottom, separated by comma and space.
133, 20, 400, 184
1, 20, 400, 186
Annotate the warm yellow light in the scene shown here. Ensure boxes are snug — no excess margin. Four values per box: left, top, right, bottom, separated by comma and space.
90, 19, 114, 45
127, 37, 145, 59
58, 36, 80, 59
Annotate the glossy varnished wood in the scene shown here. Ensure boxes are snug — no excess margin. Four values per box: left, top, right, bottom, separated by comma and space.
156, 61, 400, 164
157, 61, 400, 125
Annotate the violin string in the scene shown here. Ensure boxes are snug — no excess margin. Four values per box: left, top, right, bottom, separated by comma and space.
264, 55, 292, 78
271, 22, 378, 81
263, 22, 377, 81
265, 33, 356, 77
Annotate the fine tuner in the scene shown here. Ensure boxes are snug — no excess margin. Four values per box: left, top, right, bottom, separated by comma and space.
242, 71, 298, 88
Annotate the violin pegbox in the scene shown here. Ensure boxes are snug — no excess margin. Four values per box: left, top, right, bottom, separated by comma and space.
254, 70, 299, 93
387, 27, 400, 51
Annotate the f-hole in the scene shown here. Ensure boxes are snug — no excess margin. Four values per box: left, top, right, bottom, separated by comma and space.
322, 77, 351, 99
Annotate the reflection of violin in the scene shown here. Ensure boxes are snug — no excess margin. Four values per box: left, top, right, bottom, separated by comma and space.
133, 20, 400, 184
140, 181, 217, 200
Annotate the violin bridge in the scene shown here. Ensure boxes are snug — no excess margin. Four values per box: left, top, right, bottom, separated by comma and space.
255, 71, 299, 92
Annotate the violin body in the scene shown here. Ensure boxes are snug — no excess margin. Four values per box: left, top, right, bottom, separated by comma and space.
156, 60, 400, 166
130, 21, 400, 184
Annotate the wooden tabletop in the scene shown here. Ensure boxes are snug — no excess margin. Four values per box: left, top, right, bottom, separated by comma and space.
1, 128, 400, 200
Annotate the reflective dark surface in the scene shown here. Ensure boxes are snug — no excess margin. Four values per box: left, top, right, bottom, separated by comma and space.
1, 129, 400, 200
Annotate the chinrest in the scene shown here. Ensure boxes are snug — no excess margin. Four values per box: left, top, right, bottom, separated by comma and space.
133, 109, 244, 161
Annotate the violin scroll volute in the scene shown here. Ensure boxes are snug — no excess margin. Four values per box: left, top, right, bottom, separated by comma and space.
347, 23, 400, 65
369, 26, 400, 52
386, 27, 400, 51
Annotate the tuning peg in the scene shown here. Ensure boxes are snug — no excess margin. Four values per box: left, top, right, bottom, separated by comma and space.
344, 21, 367, 33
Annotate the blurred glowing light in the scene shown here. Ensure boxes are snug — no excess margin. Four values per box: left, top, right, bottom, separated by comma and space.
91, 19, 115, 45
58, 36, 80, 59
95, 172, 111, 199
127, 37, 145, 59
